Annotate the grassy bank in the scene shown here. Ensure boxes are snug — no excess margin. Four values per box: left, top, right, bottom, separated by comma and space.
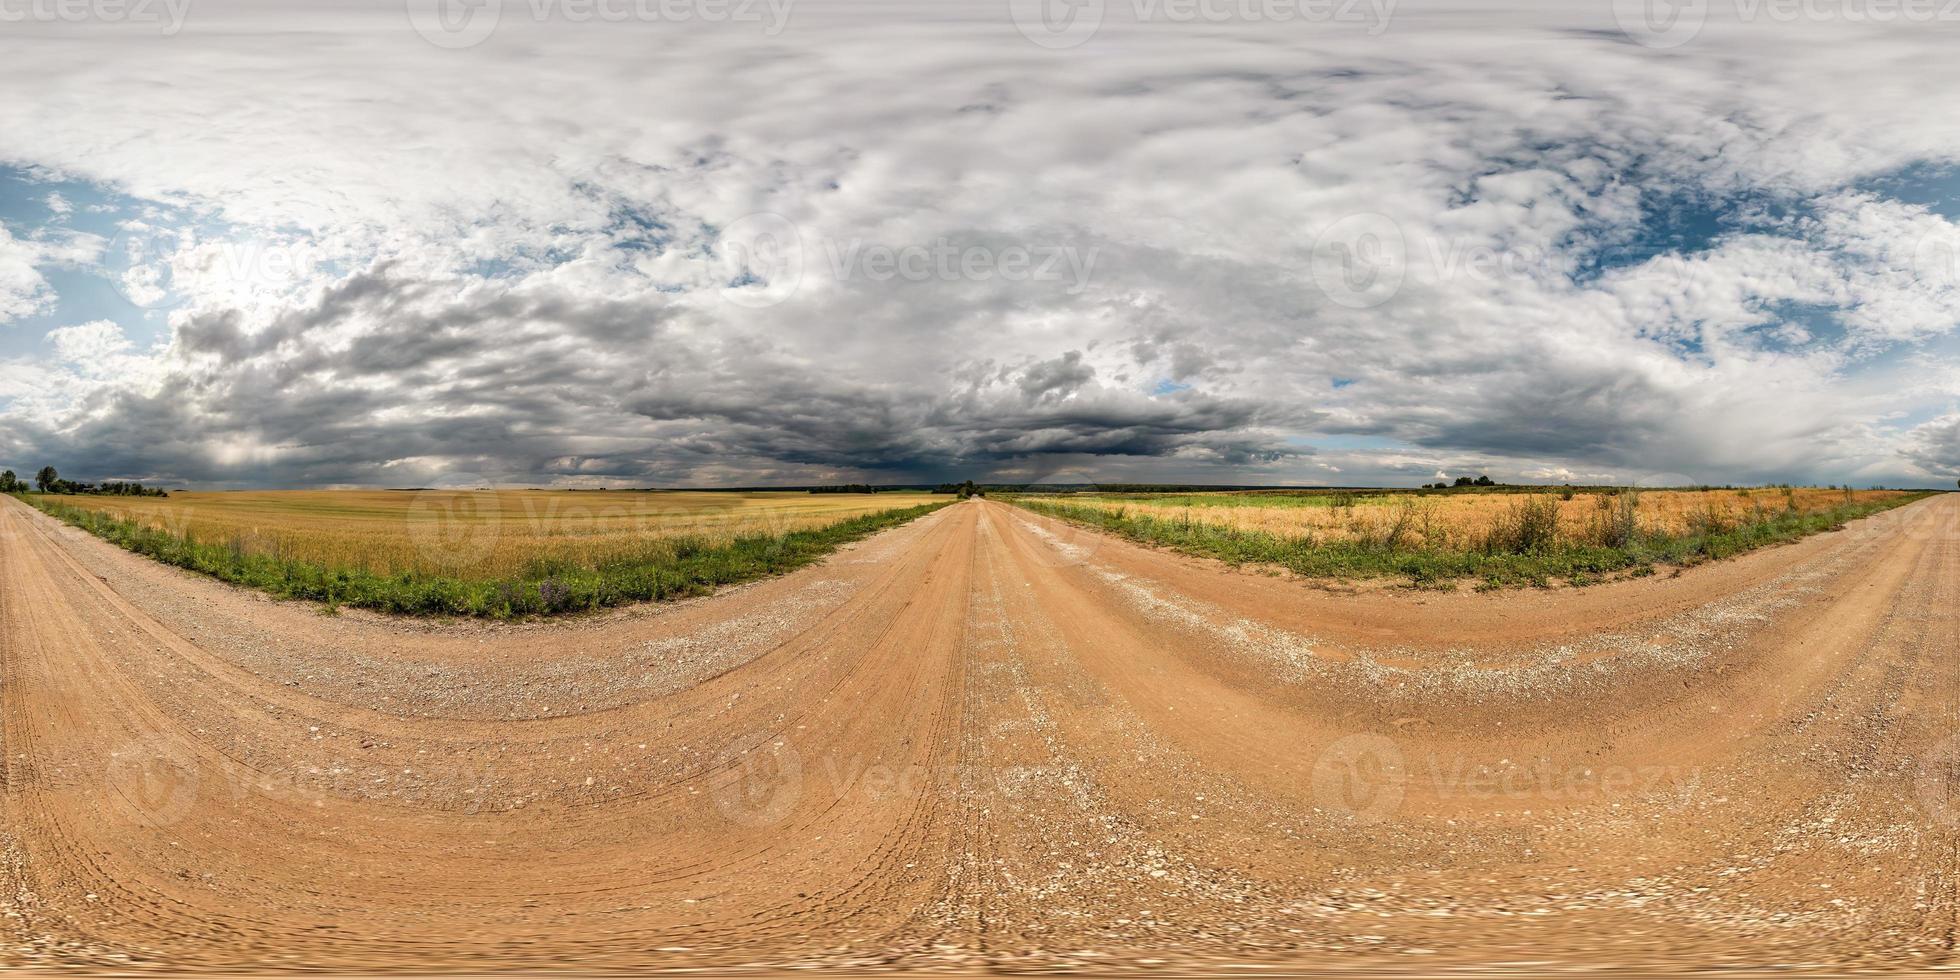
1008, 491, 1932, 588
21, 494, 951, 618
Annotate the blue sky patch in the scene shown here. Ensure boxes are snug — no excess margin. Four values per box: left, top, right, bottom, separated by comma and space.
1860, 160, 1960, 219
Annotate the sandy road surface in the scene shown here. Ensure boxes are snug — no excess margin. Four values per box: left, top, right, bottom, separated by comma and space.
2, 493, 1957, 974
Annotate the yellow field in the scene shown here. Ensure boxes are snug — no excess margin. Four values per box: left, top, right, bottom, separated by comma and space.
49, 490, 933, 578
1043, 488, 1909, 550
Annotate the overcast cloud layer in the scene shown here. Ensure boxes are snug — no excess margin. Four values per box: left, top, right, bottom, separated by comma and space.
2, 0, 1959, 488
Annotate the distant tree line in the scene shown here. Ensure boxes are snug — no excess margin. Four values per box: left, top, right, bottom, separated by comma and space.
85, 480, 170, 497
934, 480, 983, 498
1422, 475, 1498, 489
0, 466, 168, 497
810, 484, 882, 494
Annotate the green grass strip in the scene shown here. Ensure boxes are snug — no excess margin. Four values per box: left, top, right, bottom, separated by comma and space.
18, 494, 952, 619
1007, 492, 1934, 589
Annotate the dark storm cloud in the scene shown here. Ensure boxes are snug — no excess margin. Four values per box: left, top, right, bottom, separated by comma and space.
1016, 351, 1095, 402
1904, 415, 1960, 477
621, 345, 1302, 473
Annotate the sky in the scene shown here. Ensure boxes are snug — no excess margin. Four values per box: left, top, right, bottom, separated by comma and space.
2, 0, 1959, 489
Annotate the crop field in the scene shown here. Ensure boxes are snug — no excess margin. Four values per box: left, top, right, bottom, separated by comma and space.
27, 490, 946, 617
1010, 487, 1926, 586
40, 489, 935, 578
1021, 487, 1906, 547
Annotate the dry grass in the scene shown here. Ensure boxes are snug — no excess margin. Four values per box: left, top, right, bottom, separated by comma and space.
1011, 487, 1927, 587
49, 489, 934, 579
1040, 488, 1909, 551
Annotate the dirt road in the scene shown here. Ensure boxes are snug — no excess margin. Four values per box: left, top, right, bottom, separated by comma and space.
2, 493, 1957, 973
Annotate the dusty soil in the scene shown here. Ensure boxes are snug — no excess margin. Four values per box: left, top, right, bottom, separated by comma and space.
1, 493, 1956, 974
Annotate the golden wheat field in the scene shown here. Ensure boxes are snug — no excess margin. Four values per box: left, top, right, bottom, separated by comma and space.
48, 490, 933, 579
1049, 488, 1910, 550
